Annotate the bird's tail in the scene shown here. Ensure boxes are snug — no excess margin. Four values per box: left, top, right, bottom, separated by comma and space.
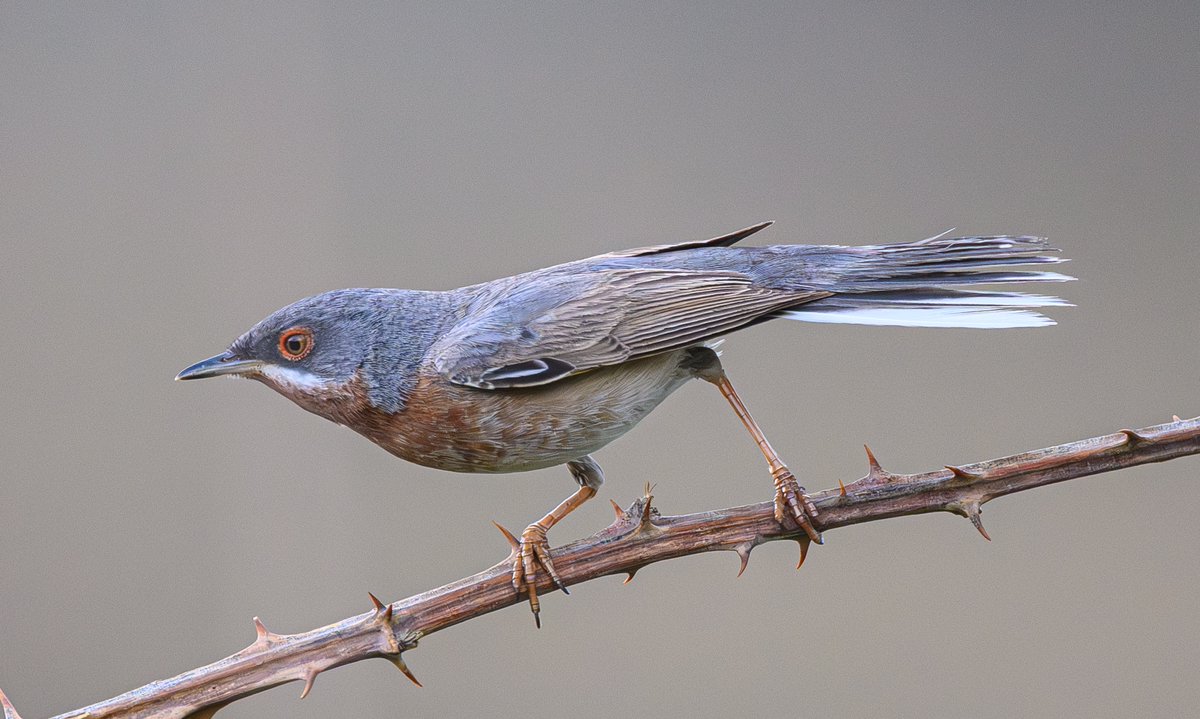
779, 233, 1073, 328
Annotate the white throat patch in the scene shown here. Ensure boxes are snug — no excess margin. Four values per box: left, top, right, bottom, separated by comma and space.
259, 364, 335, 393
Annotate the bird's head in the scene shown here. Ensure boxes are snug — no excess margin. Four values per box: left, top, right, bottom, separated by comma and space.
176, 289, 388, 414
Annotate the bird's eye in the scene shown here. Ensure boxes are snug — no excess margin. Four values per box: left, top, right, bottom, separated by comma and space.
278, 328, 314, 361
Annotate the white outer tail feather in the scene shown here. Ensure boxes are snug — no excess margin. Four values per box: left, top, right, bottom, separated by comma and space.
776, 233, 1074, 329
778, 290, 1073, 329
779, 305, 1055, 328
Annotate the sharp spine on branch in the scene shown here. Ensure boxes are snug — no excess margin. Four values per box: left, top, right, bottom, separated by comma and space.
945, 464, 984, 481
389, 654, 423, 687
734, 543, 753, 577
796, 536, 811, 570
299, 670, 318, 699
492, 521, 521, 555
368, 592, 394, 622
1119, 428, 1152, 446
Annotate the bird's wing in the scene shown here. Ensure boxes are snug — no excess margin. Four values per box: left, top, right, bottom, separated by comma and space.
431, 266, 827, 389
596, 221, 773, 259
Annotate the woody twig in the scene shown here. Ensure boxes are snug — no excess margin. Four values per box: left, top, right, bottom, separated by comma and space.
3, 415, 1197, 719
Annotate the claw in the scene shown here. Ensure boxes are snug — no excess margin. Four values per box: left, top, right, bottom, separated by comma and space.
531, 538, 568, 594
530, 583, 541, 629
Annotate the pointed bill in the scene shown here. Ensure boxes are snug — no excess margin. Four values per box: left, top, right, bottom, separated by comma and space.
176, 351, 263, 380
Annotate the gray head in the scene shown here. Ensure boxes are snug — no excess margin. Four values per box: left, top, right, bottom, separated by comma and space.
176, 288, 437, 416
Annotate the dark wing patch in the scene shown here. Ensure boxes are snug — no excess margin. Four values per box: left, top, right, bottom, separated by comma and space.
599, 221, 773, 259
472, 357, 577, 389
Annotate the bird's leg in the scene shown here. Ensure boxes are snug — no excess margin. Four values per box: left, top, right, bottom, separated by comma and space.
700, 366, 822, 544
511, 455, 603, 627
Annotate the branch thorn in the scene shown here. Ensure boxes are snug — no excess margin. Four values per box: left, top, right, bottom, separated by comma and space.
251, 616, 278, 646
837, 478, 847, 497
492, 521, 521, 555
796, 536, 811, 570
1119, 428, 1152, 446
388, 654, 423, 687
299, 669, 318, 700
945, 464, 983, 481
0, 687, 23, 719
864, 443, 883, 472
629, 486, 662, 535
623, 567, 639, 584
610, 499, 625, 520
863, 444, 898, 483
640, 499, 654, 527
1173, 415, 1182, 423
368, 592, 393, 622
947, 500, 992, 541
734, 542, 753, 577
638, 481, 657, 526
966, 503, 991, 541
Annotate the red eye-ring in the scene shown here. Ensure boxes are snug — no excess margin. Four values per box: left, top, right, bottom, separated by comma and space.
278, 327, 314, 361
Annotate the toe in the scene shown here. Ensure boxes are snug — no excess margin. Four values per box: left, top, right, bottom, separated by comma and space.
510, 554, 524, 592
533, 543, 567, 593
521, 545, 539, 591
772, 471, 823, 544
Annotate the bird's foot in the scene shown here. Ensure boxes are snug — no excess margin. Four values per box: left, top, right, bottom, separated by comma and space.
772, 467, 823, 545
509, 523, 568, 628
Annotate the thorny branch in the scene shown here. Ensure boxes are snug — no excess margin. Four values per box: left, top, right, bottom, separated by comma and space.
3, 415, 1199, 718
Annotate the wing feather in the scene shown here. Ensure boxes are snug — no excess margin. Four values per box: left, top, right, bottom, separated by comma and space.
598, 221, 773, 259
432, 267, 823, 389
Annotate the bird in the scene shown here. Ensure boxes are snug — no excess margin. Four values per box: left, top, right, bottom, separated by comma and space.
177, 222, 1071, 624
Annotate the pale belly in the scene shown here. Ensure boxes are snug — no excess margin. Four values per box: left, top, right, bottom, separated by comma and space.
364, 350, 696, 473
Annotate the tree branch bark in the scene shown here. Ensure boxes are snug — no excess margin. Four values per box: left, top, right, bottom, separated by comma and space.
4, 416, 1198, 719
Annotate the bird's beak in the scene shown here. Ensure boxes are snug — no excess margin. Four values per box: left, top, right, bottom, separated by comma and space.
175, 351, 264, 381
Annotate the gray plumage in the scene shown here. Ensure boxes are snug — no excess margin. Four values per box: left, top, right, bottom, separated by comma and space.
429, 224, 1070, 390
177, 222, 1072, 618
211, 222, 1071, 415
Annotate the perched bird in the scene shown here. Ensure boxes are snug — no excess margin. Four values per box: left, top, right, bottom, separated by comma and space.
177, 222, 1070, 623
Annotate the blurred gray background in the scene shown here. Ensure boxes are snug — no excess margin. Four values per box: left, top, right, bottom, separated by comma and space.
2, 2, 1198, 717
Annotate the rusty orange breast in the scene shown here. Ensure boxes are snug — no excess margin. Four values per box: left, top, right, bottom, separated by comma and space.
331, 352, 693, 474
